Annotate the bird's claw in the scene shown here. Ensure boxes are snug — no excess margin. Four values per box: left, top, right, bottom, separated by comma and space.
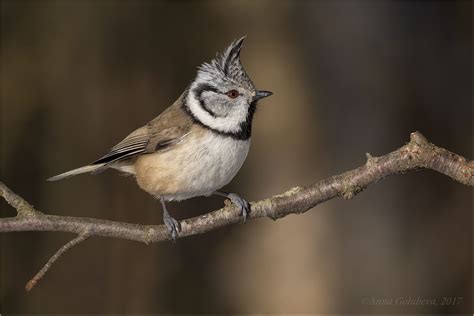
227, 193, 251, 222
163, 212, 181, 242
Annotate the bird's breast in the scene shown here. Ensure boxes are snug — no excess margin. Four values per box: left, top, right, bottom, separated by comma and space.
134, 126, 250, 200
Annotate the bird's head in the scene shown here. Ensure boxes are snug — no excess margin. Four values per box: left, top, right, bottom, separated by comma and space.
185, 37, 272, 140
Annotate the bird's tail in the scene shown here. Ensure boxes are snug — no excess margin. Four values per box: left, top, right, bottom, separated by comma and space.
47, 164, 105, 181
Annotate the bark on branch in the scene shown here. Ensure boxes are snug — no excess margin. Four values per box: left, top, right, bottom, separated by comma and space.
1, 131, 472, 290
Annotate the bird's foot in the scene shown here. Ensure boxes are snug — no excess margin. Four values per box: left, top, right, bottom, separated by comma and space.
226, 193, 251, 223
161, 198, 181, 242
163, 211, 181, 242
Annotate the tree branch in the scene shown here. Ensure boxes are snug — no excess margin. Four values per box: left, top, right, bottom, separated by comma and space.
25, 232, 90, 291
1, 131, 472, 290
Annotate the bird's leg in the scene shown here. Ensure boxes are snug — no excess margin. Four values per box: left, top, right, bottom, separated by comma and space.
160, 198, 181, 242
214, 191, 250, 222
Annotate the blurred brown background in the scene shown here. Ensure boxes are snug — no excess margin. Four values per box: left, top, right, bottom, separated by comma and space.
0, 0, 472, 314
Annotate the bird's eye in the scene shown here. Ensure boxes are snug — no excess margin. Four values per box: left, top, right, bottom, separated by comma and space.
226, 90, 239, 99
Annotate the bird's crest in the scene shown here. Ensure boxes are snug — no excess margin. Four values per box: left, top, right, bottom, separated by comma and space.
198, 36, 255, 90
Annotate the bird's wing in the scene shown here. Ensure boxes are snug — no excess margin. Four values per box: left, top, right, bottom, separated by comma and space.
92, 94, 193, 167
92, 125, 150, 165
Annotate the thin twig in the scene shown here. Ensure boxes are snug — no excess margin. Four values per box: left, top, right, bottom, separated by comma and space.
25, 232, 90, 291
0, 131, 472, 290
0, 181, 41, 217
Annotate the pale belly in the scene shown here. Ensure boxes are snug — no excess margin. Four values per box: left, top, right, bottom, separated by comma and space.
134, 128, 250, 201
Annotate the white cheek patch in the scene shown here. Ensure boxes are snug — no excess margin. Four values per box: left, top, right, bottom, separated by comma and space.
187, 90, 247, 134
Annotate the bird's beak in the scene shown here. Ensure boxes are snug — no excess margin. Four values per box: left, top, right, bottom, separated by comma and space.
253, 90, 273, 102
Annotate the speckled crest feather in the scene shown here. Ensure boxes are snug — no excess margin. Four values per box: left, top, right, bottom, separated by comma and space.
198, 36, 255, 90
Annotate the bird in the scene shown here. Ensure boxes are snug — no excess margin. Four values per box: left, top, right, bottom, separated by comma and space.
48, 36, 273, 240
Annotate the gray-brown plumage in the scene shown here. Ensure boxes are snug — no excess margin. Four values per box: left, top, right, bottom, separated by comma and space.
93, 93, 193, 168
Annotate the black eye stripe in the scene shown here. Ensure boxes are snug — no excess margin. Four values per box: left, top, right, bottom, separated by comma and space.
182, 88, 255, 140
193, 83, 220, 97
192, 83, 221, 118
199, 100, 218, 118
